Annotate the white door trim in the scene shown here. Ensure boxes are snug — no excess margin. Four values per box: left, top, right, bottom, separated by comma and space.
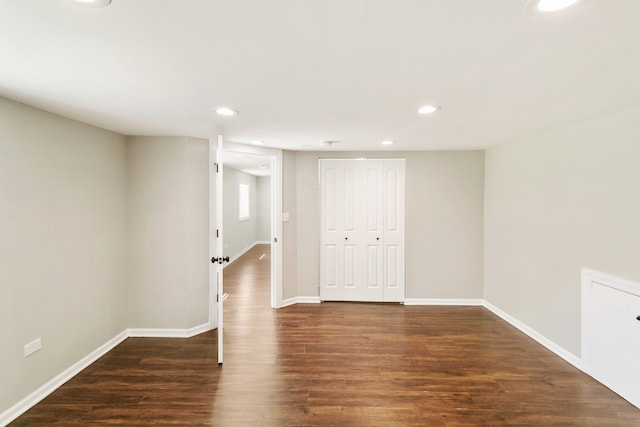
222, 141, 283, 309
319, 158, 405, 302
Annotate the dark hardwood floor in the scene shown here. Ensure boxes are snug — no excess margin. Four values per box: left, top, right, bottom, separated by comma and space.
11, 244, 640, 425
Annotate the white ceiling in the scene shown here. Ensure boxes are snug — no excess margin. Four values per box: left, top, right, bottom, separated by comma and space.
223, 151, 271, 177
1, 0, 639, 151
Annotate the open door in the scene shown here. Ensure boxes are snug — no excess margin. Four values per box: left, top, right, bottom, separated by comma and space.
209, 135, 227, 364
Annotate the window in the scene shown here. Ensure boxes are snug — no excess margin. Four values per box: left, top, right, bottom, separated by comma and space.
239, 183, 249, 221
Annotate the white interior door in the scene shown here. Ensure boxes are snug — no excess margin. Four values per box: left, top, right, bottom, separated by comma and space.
320, 158, 405, 302
216, 135, 224, 364
209, 135, 225, 365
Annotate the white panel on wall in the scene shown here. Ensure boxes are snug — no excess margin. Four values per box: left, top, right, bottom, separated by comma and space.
582, 269, 640, 409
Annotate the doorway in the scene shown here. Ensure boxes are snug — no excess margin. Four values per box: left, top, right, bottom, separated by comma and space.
208, 138, 283, 363
222, 150, 273, 310
319, 158, 406, 302
221, 150, 273, 303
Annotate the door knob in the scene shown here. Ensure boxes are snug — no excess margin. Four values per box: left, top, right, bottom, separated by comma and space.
211, 256, 230, 264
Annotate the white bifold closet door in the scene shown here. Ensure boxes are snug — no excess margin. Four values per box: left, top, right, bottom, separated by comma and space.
320, 158, 405, 302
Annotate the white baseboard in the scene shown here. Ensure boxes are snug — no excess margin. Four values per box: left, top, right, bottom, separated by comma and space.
0, 330, 128, 427
224, 240, 272, 267
225, 242, 256, 267
404, 298, 484, 306
127, 322, 212, 338
0, 322, 214, 426
280, 296, 321, 308
482, 301, 582, 370
222, 241, 271, 269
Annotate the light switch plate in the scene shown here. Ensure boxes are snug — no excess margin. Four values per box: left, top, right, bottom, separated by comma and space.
24, 338, 42, 357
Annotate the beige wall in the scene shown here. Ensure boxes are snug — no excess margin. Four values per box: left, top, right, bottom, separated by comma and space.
257, 176, 271, 242
0, 97, 127, 413
484, 107, 640, 357
282, 151, 298, 300
284, 151, 485, 300
222, 166, 258, 260
126, 136, 209, 329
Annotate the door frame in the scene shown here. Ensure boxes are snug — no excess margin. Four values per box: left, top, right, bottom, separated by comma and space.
223, 141, 283, 309
208, 139, 283, 333
319, 157, 405, 302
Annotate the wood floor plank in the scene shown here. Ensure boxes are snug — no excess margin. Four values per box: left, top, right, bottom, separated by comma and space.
10, 244, 640, 425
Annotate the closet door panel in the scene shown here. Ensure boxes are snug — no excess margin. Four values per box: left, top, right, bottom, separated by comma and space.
343, 243, 357, 288
382, 159, 405, 302
363, 160, 383, 292
343, 166, 357, 233
320, 161, 340, 300
323, 245, 337, 288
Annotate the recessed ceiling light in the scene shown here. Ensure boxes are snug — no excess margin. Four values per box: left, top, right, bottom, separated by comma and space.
417, 105, 441, 115
73, 0, 111, 7
251, 140, 264, 145
528, 0, 585, 13
215, 107, 238, 116
381, 140, 394, 145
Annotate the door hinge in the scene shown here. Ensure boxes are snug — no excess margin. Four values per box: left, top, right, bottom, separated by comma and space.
216, 229, 219, 238
217, 294, 219, 302
215, 162, 219, 173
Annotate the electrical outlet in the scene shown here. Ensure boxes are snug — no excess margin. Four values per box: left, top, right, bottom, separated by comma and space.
24, 338, 42, 357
